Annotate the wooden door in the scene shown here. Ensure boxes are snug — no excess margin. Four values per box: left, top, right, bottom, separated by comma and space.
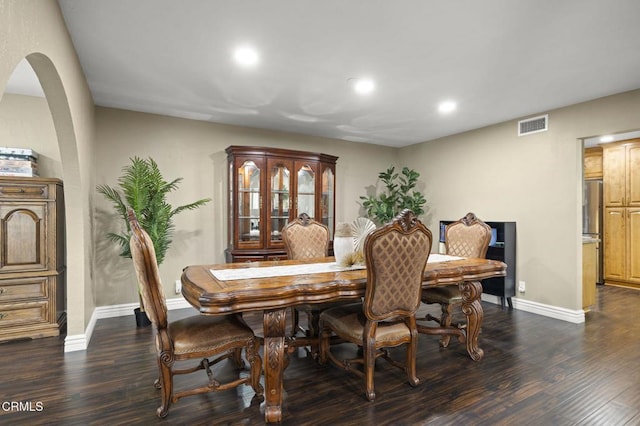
0, 203, 48, 272
603, 144, 625, 207
627, 208, 640, 283
604, 207, 625, 281
626, 143, 640, 206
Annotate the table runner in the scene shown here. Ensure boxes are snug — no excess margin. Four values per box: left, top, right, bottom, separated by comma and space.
210, 253, 463, 281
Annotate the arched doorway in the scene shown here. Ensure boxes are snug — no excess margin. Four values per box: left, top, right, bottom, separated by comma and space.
1, 53, 87, 351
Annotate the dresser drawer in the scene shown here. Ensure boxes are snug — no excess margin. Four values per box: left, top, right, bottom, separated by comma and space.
0, 301, 49, 328
0, 277, 48, 302
0, 183, 49, 200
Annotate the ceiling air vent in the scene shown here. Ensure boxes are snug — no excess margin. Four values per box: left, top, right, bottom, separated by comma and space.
518, 114, 548, 136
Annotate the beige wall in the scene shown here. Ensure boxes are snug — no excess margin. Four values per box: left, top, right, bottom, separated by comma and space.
0, 94, 63, 178
0, 0, 96, 339
16, 86, 640, 314
400, 89, 640, 310
93, 107, 397, 306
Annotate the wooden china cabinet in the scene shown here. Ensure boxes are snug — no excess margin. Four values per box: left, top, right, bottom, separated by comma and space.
225, 146, 338, 263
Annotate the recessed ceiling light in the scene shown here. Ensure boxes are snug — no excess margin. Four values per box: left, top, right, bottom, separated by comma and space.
349, 78, 375, 95
233, 46, 259, 67
600, 135, 614, 143
438, 101, 456, 113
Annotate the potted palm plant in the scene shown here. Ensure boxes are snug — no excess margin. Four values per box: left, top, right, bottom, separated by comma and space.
97, 157, 211, 327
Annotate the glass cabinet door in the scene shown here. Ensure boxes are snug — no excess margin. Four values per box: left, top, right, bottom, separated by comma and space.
296, 162, 315, 219
321, 166, 335, 237
237, 160, 262, 246
268, 159, 292, 247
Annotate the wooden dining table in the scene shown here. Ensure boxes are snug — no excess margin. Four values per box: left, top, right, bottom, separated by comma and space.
181, 255, 506, 423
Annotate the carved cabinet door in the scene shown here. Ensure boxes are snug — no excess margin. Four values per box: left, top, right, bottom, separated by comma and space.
603, 144, 625, 207
0, 203, 48, 273
604, 207, 625, 281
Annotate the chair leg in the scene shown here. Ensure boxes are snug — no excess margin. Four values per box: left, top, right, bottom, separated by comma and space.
290, 307, 299, 336
439, 302, 454, 348
156, 357, 173, 418
246, 338, 264, 399
364, 337, 376, 402
306, 310, 322, 355
318, 321, 329, 365
232, 347, 245, 369
406, 334, 420, 387
307, 310, 321, 338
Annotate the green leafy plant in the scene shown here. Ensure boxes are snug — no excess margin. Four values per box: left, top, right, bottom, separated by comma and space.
97, 157, 211, 311
359, 166, 426, 225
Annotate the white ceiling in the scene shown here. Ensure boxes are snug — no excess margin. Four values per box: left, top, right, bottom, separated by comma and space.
7, 1, 640, 147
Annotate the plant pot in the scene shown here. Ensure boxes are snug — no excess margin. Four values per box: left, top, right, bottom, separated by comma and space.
134, 307, 152, 328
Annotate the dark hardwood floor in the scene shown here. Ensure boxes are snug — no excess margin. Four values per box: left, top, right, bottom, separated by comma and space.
1, 285, 639, 425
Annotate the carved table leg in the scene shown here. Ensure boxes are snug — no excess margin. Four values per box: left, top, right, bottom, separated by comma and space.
263, 308, 287, 423
459, 280, 484, 361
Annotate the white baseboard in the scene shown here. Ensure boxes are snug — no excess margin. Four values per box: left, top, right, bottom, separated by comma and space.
511, 297, 585, 323
63, 297, 191, 352
63, 333, 89, 352
65, 294, 585, 352
482, 294, 585, 323
480, 294, 503, 305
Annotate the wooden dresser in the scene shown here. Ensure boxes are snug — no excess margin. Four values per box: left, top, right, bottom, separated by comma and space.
0, 177, 66, 341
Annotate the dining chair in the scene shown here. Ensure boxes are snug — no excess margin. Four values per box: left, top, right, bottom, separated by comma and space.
127, 209, 263, 418
281, 213, 336, 342
318, 209, 432, 401
417, 212, 492, 347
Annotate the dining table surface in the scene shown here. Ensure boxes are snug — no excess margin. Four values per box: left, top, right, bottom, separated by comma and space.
181, 254, 507, 423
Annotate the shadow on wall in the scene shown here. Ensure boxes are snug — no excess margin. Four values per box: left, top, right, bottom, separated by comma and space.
209, 149, 229, 262
93, 208, 139, 307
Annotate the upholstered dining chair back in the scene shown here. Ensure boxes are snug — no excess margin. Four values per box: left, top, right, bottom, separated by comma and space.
418, 212, 492, 348
127, 209, 263, 418
129, 210, 168, 330
281, 212, 333, 342
282, 213, 329, 259
318, 209, 432, 401
445, 212, 492, 258
364, 209, 432, 320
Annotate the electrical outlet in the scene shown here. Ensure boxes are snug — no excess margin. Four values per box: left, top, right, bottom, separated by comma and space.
518, 280, 526, 293
175, 279, 182, 295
